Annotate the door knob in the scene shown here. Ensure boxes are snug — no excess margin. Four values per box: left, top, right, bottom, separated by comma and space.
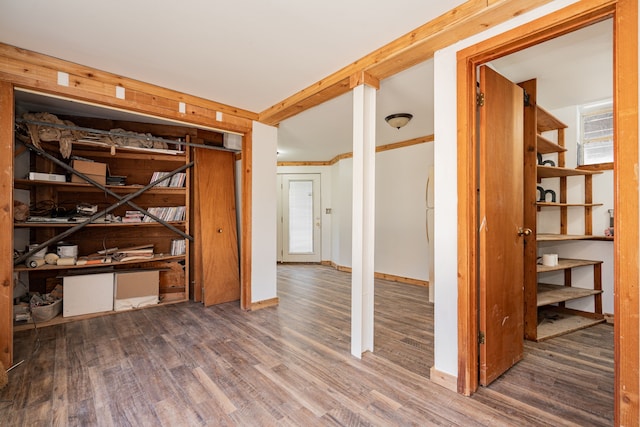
517, 227, 532, 236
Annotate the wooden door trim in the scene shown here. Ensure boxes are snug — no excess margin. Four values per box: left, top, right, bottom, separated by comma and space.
0, 81, 14, 369
241, 131, 252, 310
456, 0, 638, 424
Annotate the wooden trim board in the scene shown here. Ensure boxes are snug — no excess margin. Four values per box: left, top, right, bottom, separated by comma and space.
430, 367, 458, 392
0, 81, 14, 369
251, 297, 280, 311
259, 0, 553, 125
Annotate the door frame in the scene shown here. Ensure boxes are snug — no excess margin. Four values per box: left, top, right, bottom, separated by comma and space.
277, 173, 322, 262
456, 0, 638, 424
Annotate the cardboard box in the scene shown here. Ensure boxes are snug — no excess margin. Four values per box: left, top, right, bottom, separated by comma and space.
71, 160, 107, 186
63, 272, 114, 317
114, 270, 159, 311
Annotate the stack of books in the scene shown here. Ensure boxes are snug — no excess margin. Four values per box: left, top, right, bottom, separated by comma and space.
142, 206, 186, 223
171, 239, 186, 256
107, 175, 127, 186
150, 172, 186, 188
122, 210, 144, 223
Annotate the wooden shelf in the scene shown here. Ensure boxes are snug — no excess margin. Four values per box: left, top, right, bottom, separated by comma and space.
13, 297, 187, 332
39, 140, 186, 160
537, 258, 602, 273
537, 106, 568, 132
14, 254, 186, 272
14, 179, 186, 193
537, 307, 605, 341
536, 134, 567, 154
523, 81, 605, 342
536, 202, 603, 207
537, 233, 613, 242
15, 220, 186, 228
537, 283, 603, 306
537, 165, 601, 178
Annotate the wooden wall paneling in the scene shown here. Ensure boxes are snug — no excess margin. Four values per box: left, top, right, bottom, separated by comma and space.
195, 148, 240, 307
0, 81, 13, 368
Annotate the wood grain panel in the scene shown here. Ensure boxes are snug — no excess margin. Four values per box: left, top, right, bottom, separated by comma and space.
0, 43, 255, 133
194, 148, 240, 306
240, 131, 252, 310
519, 79, 539, 341
614, 0, 639, 424
0, 81, 13, 368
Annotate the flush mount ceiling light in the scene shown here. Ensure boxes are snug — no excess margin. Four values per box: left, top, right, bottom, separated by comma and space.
385, 113, 413, 129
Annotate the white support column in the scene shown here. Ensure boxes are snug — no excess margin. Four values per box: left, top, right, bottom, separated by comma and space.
351, 82, 377, 358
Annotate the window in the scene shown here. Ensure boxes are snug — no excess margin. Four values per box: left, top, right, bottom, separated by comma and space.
577, 100, 613, 166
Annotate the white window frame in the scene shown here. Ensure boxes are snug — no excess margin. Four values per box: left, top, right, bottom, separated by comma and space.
577, 99, 613, 167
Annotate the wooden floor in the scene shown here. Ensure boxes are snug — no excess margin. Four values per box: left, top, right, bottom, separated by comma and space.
1, 264, 613, 426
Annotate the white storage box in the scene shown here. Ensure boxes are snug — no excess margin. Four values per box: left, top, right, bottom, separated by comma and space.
114, 270, 159, 311
63, 272, 114, 317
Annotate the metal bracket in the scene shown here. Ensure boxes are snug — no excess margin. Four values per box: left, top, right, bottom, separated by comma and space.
476, 92, 485, 107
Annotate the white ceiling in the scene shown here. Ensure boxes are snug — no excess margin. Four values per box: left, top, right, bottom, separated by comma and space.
0, 0, 463, 113
0, 2, 612, 162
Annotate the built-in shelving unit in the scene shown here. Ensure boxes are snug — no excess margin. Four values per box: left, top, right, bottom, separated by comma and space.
520, 79, 606, 341
13, 115, 194, 328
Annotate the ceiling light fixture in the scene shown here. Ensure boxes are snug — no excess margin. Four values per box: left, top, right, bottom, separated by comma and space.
385, 113, 413, 129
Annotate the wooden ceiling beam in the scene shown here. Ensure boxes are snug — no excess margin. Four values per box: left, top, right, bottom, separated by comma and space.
259, 0, 553, 126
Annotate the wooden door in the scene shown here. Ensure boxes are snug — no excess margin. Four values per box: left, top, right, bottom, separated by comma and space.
478, 65, 525, 386
193, 148, 240, 306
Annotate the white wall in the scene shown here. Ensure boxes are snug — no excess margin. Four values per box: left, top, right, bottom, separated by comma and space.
333, 158, 354, 268
276, 142, 433, 282
433, 0, 581, 378
251, 122, 278, 303
375, 143, 432, 281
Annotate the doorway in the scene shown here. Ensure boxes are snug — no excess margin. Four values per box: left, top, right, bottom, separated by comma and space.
456, 0, 638, 422
277, 173, 321, 263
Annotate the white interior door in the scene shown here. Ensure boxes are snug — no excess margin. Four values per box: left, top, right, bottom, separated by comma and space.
278, 174, 321, 262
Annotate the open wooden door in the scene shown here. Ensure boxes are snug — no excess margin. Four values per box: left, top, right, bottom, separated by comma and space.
193, 148, 240, 306
478, 65, 525, 386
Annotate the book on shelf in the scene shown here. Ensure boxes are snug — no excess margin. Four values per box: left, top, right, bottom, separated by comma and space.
142, 206, 186, 223
150, 171, 186, 188
122, 210, 144, 223
169, 172, 186, 188
150, 171, 171, 187
171, 239, 186, 256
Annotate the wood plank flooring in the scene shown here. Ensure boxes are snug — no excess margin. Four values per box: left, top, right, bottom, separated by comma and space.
1, 264, 613, 426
